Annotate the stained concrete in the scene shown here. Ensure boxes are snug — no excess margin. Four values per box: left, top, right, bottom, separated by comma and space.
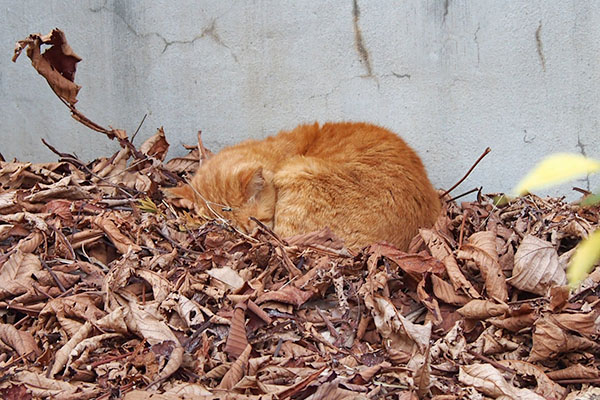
2, 1, 599, 197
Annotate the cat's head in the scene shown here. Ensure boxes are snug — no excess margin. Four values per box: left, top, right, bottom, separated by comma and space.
169, 157, 276, 233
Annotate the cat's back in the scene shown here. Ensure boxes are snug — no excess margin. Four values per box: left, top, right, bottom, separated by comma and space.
271, 122, 440, 250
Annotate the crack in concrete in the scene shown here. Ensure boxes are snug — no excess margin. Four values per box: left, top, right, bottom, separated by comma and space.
90, 4, 237, 61
576, 135, 591, 191
535, 20, 546, 72
474, 24, 480, 65
442, 0, 450, 24
522, 129, 535, 144
391, 72, 411, 79
352, 0, 375, 79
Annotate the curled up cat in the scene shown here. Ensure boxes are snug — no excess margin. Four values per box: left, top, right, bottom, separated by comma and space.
169, 122, 440, 251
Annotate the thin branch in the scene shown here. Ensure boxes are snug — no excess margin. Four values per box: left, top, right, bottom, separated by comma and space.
441, 147, 491, 198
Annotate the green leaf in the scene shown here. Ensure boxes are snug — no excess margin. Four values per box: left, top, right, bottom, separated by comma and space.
567, 229, 600, 288
137, 197, 160, 214
581, 192, 600, 207
514, 153, 600, 196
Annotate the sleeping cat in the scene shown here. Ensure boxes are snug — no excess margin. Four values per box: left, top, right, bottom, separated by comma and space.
169, 122, 440, 250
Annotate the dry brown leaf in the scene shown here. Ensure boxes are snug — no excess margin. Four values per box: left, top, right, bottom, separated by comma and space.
67, 229, 104, 249
277, 366, 327, 399
256, 284, 313, 307
0, 211, 49, 232
408, 351, 431, 398
420, 228, 452, 260
489, 312, 538, 332
0, 250, 43, 300
224, 304, 249, 360
545, 363, 600, 380
93, 215, 142, 253
310, 380, 367, 400
431, 274, 471, 306
14, 231, 44, 253
207, 266, 245, 290
8, 370, 100, 400
457, 300, 509, 320
123, 301, 184, 384
349, 362, 390, 385
285, 226, 346, 251
457, 231, 508, 302
548, 285, 570, 312
164, 149, 200, 175
551, 311, 600, 336
530, 316, 600, 362
417, 277, 443, 325
219, 343, 252, 390
13, 29, 81, 104
442, 255, 481, 299
0, 324, 40, 360
140, 127, 170, 161
458, 363, 545, 399
24, 183, 90, 203
507, 235, 566, 295
498, 359, 567, 399
365, 295, 432, 355
373, 242, 446, 276
49, 321, 93, 377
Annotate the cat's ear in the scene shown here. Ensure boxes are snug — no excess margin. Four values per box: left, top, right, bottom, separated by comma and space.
241, 167, 265, 201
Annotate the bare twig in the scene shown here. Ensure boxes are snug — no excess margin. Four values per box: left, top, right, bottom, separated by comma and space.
131, 113, 148, 143
441, 147, 491, 198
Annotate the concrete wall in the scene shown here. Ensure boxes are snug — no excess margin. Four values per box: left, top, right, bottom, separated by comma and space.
2, 1, 599, 198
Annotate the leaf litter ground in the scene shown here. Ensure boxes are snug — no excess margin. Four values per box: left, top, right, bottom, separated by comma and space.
1, 28, 599, 400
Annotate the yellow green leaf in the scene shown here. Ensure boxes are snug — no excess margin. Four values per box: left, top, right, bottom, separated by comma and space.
137, 197, 159, 214
514, 153, 600, 196
567, 229, 600, 288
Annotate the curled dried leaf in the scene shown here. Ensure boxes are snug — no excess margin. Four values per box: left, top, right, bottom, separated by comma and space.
218, 343, 252, 390
224, 305, 249, 360
457, 231, 508, 302
13, 29, 81, 104
457, 300, 509, 320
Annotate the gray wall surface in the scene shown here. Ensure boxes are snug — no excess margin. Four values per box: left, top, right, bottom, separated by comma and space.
2, 1, 599, 198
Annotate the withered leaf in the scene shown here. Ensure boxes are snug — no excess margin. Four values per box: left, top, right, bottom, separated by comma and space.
457, 300, 509, 320
459, 363, 545, 399
457, 231, 508, 302
0, 324, 41, 360
256, 284, 313, 307
13, 29, 81, 104
530, 316, 600, 362
218, 343, 252, 390
140, 127, 170, 161
508, 235, 566, 295
224, 305, 249, 360
0, 250, 43, 300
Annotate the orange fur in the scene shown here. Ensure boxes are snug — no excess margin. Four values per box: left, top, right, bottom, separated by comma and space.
172, 122, 440, 250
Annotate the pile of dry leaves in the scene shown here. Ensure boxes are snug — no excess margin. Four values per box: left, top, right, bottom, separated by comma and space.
1, 29, 599, 400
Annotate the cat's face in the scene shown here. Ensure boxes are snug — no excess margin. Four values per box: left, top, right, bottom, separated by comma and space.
170, 158, 276, 233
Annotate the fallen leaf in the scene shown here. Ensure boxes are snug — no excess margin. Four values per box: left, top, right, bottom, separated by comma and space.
508, 235, 566, 295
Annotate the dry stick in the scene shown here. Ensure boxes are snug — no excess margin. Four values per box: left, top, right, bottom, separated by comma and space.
458, 209, 468, 249
467, 350, 516, 375
0, 351, 35, 373
40, 138, 136, 198
40, 259, 67, 293
448, 186, 481, 203
441, 147, 491, 199
40, 138, 75, 159
130, 113, 148, 143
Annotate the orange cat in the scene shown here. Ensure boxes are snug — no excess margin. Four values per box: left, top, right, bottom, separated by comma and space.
170, 122, 440, 250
